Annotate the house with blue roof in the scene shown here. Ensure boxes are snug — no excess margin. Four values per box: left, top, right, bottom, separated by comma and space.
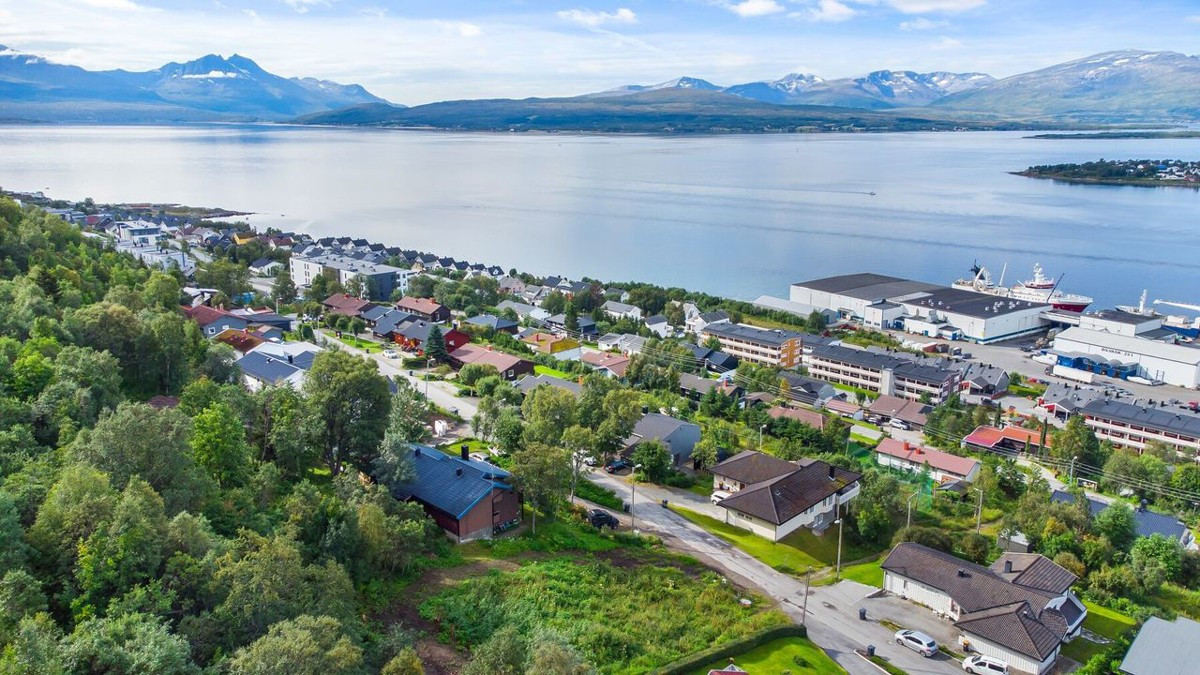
1051, 490, 1195, 549
393, 445, 522, 543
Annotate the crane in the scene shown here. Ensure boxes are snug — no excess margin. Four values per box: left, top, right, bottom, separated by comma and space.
1154, 299, 1200, 313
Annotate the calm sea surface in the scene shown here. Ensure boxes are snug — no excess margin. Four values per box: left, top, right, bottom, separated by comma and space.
1, 125, 1198, 310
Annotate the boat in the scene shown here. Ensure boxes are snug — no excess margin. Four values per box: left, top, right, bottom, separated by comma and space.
952, 262, 1093, 312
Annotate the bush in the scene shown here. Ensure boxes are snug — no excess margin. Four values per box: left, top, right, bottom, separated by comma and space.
401, 357, 428, 369
575, 480, 624, 510
663, 472, 697, 489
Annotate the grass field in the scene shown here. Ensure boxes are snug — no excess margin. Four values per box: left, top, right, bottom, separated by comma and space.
834, 558, 884, 587
534, 364, 572, 379
1061, 600, 1137, 663
321, 328, 384, 353
688, 636, 845, 675
672, 506, 883, 575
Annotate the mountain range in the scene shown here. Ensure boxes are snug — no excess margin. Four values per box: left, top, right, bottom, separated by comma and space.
598, 70, 995, 109
2, 46, 1199, 128
0, 46, 390, 122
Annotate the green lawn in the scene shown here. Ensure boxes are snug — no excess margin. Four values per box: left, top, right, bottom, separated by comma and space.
836, 558, 884, 587
688, 637, 845, 675
1151, 582, 1200, 619
1062, 601, 1137, 663
534, 364, 572, 379
321, 328, 384, 353
686, 481, 715, 498
436, 437, 492, 457
672, 506, 884, 575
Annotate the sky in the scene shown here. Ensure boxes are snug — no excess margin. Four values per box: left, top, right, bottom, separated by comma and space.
1, 0, 1198, 104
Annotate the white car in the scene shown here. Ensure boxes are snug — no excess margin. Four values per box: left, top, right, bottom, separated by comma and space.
710, 490, 731, 505
888, 418, 910, 430
962, 655, 1008, 674
893, 629, 938, 657
383, 349, 398, 359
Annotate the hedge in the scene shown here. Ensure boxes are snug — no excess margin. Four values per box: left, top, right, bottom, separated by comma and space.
648, 624, 808, 675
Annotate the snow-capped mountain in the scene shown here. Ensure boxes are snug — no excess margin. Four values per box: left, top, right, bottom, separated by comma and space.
937, 50, 1200, 121
591, 76, 721, 97
0, 47, 392, 122
722, 73, 825, 105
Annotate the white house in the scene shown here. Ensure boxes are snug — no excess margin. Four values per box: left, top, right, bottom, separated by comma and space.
602, 300, 644, 322
645, 314, 672, 338
874, 438, 981, 483
882, 543, 1086, 674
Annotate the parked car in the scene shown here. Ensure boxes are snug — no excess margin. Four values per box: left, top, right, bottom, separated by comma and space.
604, 459, 629, 474
894, 630, 938, 657
383, 349, 398, 359
711, 490, 731, 505
587, 509, 619, 530
962, 655, 1008, 674
888, 418, 910, 430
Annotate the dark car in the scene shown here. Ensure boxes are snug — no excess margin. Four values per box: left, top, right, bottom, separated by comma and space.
604, 459, 629, 473
587, 509, 619, 530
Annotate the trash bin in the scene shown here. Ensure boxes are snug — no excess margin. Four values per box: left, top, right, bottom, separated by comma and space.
622, 503, 630, 513
866, 645, 875, 657
858, 608, 867, 621
661, 499, 668, 508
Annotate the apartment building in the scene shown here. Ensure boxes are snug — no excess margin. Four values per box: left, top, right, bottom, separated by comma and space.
290, 252, 415, 301
806, 344, 960, 403
1081, 398, 1200, 456
699, 323, 804, 368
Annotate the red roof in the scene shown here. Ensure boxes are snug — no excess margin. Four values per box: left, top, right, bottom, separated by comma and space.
876, 438, 979, 478
964, 425, 1050, 449
396, 296, 444, 316
824, 399, 861, 415
181, 304, 237, 326
450, 344, 528, 372
323, 293, 371, 316
213, 328, 266, 354
767, 405, 827, 430
581, 351, 630, 376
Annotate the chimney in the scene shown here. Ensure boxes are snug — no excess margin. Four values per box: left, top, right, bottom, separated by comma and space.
287, 354, 294, 364
828, 464, 835, 479
1004, 560, 1013, 573
461, 444, 470, 461
456, 468, 463, 477
902, 441, 910, 453
957, 568, 967, 578
414, 447, 421, 457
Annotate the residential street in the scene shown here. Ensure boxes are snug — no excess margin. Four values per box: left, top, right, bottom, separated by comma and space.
586, 471, 964, 675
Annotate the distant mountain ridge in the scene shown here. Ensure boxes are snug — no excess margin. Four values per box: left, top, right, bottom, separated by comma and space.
602, 70, 995, 109
0, 46, 392, 122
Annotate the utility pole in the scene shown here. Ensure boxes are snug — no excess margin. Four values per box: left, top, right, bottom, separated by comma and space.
759, 424, 767, 451
630, 463, 643, 534
801, 566, 812, 625
834, 498, 844, 580
907, 490, 919, 529
974, 487, 984, 533
1069, 455, 1078, 484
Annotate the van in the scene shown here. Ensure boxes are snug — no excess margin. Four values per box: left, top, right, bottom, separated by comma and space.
711, 491, 731, 505
962, 655, 1008, 674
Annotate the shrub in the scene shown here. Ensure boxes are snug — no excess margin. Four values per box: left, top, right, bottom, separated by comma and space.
647, 625, 808, 675
663, 472, 696, 489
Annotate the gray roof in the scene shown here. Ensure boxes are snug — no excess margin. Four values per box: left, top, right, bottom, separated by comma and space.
628, 413, 698, 443
794, 273, 939, 299
1082, 398, 1200, 439
711, 450, 798, 485
904, 286, 1048, 318
645, 314, 668, 325
702, 322, 805, 347
809, 344, 959, 386
1120, 616, 1200, 675
497, 300, 539, 317
678, 372, 718, 395
394, 446, 512, 520
602, 300, 639, 314
359, 304, 391, 323
236, 351, 304, 385
719, 459, 861, 525
466, 314, 518, 332
1050, 490, 1188, 542
514, 374, 581, 397
372, 310, 418, 336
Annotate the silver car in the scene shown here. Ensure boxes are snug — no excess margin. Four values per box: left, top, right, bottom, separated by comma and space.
894, 629, 938, 657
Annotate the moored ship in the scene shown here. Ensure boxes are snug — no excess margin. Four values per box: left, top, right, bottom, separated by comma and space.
953, 263, 1093, 312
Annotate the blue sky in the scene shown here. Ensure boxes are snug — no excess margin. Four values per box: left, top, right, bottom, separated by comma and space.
1, 0, 1198, 104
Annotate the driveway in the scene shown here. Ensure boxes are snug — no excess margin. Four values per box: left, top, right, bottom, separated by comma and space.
584, 472, 965, 675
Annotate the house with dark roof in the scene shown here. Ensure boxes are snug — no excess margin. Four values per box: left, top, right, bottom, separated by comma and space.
358, 304, 393, 327
449, 344, 534, 381
685, 309, 730, 335
515, 374, 582, 398
1050, 490, 1195, 549
323, 293, 372, 318
882, 542, 1086, 674
248, 258, 282, 277
959, 363, 1011, 399
644, 314, 672, 338
779, 372, 837, 407
465, 314, 519, 334
867, 394, 931, 429
395, 296, 451, 323
181, 305, 248, 337
390, 320, 469, 355
712, 450, 861, 540
766, 405, 829, 431
544, 313, 598, 338
623, 413, 701, 467
392, 445, 522, 542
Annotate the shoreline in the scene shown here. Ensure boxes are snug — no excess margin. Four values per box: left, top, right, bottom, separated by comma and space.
1011, 171, 1200, 189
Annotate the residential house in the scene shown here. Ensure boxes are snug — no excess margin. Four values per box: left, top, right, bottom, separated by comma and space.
1080, 398, 1200, 456
229, 308, 292, 332
1050, 490, 1195, 549
687, 344, 740, 373
544, 313, 598, 338
498, 276, 527, 297
392, 445, 521, 543
449, 344, 534, 381
1037, 383, 1104, 421
182, 305, 248, 337
963, 425, 1051, 456
767, 405, 829, 431
867, 395, 931, 429
875, 438, 981, 483
623, 413, 701, 467
700, 323, 804, 368
712, 450, 862, 540
645, 315, 672, 338
581, 351, 630, 378
396, 296, 451, 323
598, 333, 648, 356
779, 372, 837, 407
357, 304, 394, 327
323, 293, 373, 318
514, 374, 582, 398
960, 363, 1011, 400
678, 372, 718, 400
686, 310, 731, 335
370, 310, 418, 341
881, 543, 1087, 674
496, 300, 550, 323
236, 341, 322, 391
213, 328, 266, 355
520, 285, 552, 306
521, 332, 582, 361
391, 320, 469, 355
465, 314, 519, 334
1119, 615, 1200, 675
602, 300, 644, 322
248, 258, 282, 277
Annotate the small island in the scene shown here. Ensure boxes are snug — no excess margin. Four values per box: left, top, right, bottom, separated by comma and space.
1015, 159, 1200, 188
1027, 131, 1200, 140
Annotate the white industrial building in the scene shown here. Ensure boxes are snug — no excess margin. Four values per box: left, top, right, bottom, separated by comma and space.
789, 273, 1050, 344
1053, 326, 1200, 388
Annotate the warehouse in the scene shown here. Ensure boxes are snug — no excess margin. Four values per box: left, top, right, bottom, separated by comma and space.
1052, 327, 1200, 388
789, 273, 1049, 344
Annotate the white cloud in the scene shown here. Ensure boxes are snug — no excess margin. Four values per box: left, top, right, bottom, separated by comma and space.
930, 35, 963, 50
803, 0, 856, 23
76, 0, 140, 9
724, 0, 785, 18
280, 0, 326, 14
557, 8, 637, 28
884, 0, 984, 13
453, 22, 482, 38
899, 17, 949, 30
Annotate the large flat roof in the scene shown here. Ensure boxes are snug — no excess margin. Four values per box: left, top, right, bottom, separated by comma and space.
793, 273, 943, 302
1082, 398, 1200, 438
903, 286, 1047, 318
1056, 327, 1200, 366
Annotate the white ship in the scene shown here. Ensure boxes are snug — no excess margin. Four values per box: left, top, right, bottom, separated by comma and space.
953, 263, 1093, 312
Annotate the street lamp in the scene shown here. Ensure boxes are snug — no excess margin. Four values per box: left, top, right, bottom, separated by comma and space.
906, 490, 920, 529
974, 486, 985, 533
801, 565, 813, 625
630, 463, 644, 534
758, 424, 767, 451
834, 498, 844, 580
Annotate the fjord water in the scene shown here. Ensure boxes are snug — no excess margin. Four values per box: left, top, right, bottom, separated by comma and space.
1, 124, 1198, 309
